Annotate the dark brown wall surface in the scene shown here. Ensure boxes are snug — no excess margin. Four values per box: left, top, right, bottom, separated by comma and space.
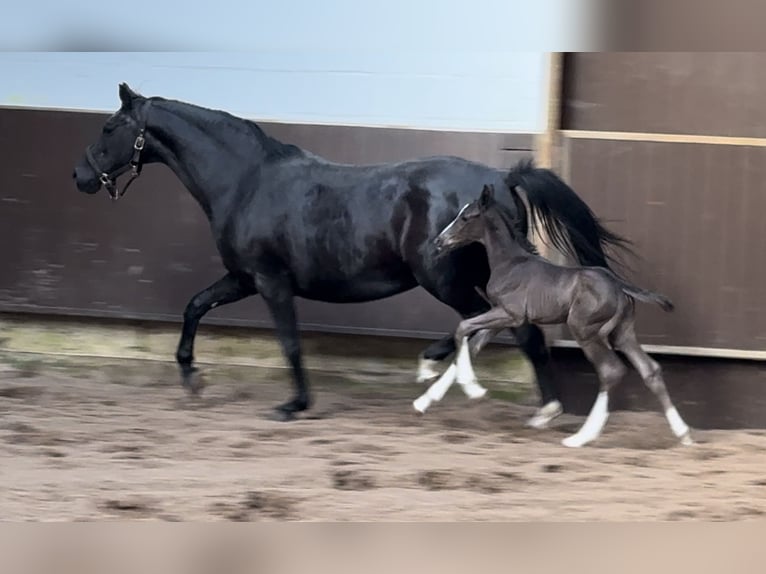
563, 52, 766, 137
562, 53, 766, 354
565, 138, 766, 351
0, 107, 533, 339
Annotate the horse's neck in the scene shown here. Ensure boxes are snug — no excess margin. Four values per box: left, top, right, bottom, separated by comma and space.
147, 101, 270, 220
482, 216, 529, 268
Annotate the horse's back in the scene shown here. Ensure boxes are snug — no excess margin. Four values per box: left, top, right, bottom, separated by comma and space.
228, 154, 506, 303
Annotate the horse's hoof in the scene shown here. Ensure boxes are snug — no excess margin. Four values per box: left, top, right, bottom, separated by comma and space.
270, 408, 296, 422
180, 366, 205, 396
681, 433, 695, 446
526, 400, 563, 429
270, 398, 310, 422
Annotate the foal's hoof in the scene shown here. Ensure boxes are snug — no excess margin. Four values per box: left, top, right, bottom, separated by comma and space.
464, 382, 488, 400
180, 366, 205, 396
416, 356, 441, 383
413, 395, 431, 413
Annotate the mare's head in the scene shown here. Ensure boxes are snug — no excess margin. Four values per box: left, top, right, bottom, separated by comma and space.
72, 83, 150, 199
434, 183, 497, 252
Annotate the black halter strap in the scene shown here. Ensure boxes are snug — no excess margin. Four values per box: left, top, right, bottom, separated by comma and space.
85, 103, 150, 201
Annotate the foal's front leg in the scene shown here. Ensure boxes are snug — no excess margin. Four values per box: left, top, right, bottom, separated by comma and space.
413, 308, 512, 413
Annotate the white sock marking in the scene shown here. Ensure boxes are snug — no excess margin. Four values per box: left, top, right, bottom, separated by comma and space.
455, 337, 486, 398
527, 400, 563, 429
562, 391, 609, 448
456, 338, 486, 398
413, 364, 458, 413
665, 406, 691, 442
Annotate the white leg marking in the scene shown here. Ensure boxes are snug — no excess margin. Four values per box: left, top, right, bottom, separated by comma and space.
416, 355, 441, 383
526, 400, 564, 429
665, 406, 694, 445
562, 391, 609, 448
413, 364, 458, 413
455, 337, 487, 399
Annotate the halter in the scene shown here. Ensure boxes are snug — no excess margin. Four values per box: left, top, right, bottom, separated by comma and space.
85, 103, 149, 201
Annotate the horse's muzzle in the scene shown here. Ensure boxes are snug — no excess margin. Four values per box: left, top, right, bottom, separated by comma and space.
72, 165, 101, 195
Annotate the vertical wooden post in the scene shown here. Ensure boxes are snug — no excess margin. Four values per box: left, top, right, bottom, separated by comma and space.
532, 52, 565, 343
536, 51, 564, 171
532, 51, 565, 261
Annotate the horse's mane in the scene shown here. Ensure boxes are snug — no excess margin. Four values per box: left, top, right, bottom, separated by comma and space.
150, 96, 302, 161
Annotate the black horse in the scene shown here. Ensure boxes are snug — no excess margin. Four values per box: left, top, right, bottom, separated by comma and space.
72, 83, 630, 423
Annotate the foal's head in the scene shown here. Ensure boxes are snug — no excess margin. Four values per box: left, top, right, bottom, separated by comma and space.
435, 184, 538, 256
434, 184, 496, 252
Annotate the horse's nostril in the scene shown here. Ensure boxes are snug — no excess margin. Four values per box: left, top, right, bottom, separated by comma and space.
72, 169, 77, 179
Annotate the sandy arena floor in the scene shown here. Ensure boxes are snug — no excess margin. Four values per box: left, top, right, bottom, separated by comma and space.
2, 353, 766, 521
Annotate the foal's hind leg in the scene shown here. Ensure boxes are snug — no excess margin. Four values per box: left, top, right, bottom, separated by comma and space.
614, 326, 693, 445
562, 338, 627, 448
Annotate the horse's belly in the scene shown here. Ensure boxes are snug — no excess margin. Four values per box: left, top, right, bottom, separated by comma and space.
294, 276, 417, 303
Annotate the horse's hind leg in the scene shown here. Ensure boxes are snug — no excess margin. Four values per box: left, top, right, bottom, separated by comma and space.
562, 337, 627, 448
256, 273, 311, 421
176, 273, 256, 394
613, 324, 693, 445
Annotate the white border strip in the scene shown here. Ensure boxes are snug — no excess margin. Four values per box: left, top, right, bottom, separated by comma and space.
562, 129, 766, 148
552, 339, 766, 361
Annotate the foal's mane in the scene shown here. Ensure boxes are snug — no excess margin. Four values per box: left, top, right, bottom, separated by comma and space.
485, 199, 540, 256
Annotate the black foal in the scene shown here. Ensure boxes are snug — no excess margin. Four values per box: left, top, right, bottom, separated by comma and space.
413, 184, 693, 448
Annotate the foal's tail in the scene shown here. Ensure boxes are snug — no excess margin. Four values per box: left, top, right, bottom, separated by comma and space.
606, 270, 675, 312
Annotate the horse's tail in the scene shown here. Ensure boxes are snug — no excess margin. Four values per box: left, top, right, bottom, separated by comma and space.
505, 159, 635, 276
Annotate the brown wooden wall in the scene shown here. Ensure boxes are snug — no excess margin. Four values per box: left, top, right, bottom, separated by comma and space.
560, 53, 766, 355
0, 107, 532, 340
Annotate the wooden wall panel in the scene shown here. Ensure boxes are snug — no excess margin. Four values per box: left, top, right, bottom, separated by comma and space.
565, 137, 766, 352
564, 53, 766, 137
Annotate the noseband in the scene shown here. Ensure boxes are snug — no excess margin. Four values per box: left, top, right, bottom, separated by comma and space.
85, 105, 149, 200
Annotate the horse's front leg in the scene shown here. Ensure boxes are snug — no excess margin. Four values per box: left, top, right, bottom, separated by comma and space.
413, 308, 511, 413
176, 273, 256, 394
256, 272, 311, 421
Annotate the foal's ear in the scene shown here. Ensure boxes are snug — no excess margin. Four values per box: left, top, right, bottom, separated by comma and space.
118, 82, 140, 109
479, 184, 494, 210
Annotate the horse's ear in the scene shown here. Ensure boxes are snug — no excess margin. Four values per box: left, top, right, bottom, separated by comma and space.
479, 184, 494, 210
118, 82, 139, 109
